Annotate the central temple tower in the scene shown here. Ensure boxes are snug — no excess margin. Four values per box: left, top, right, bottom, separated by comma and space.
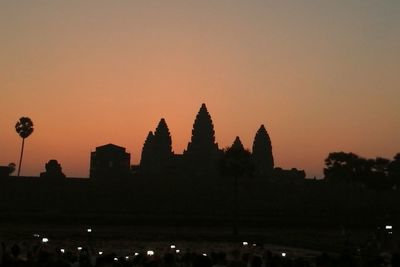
184, 103, 221, 175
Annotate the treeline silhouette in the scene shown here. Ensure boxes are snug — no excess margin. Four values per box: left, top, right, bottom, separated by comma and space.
325, 152, 400, 190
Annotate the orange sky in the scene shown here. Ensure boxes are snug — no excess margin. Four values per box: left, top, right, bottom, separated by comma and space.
1, 1, 399, 178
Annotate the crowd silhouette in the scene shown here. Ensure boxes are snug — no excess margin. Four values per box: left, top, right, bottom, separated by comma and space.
1, 236, 400, 267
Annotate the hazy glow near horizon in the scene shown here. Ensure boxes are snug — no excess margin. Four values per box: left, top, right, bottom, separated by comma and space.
1, 1, 399, 178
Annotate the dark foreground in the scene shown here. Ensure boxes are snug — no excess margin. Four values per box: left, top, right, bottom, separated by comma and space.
0, 223, 382, 252
1, 222, 399, 266
0, 229, 399, 267
1, 176, 400, 265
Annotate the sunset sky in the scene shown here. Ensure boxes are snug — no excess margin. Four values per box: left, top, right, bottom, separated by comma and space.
1, 1, 399, 178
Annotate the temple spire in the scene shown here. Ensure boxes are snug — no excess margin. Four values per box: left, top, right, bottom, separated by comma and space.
252, 124, 274, 176
140, 118, 174, 174
184, 103, 220, 175
153, 118, 173, 158
231, 136, 244, 151
186, 103, 218, 153
140, 131, 154, 169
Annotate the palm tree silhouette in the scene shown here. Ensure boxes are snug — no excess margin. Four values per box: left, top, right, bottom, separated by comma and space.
15, 117, 34, 176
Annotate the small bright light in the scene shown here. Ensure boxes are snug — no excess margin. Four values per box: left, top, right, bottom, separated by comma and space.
176, 250, 180, 253
114, 257, 118, 261
98, 251, 103, 255
60, 249, 65, 253
125, 256, 130, 260
134, 252, 139, 256
42, 238, 49, 243
389, 231, 393, 235
77, 247, 82, 251
252, 243, 257, 247
147, 250, 154, 256
203, 253, 207, 256
386, 225, 393, 230
87, 228, 92, 233
282, 252, 286, 257
33, 234, 40, 238
170, 245, 176, 249
242, 242, 248, 246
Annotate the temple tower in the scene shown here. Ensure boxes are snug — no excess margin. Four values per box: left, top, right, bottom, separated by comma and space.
184, 103, 220, 175
252, 124, 274, 176
140, 131, 154, 173
140, 118, 173, 174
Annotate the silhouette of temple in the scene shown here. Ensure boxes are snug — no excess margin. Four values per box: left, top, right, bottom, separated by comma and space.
140, 119, 174, 174
136, 103, 303, 179
252, 124, 274, 176
232, 136, 245, 151
90, 143, 131, 178
140, 131, 155, 173
183, 104, 222, 175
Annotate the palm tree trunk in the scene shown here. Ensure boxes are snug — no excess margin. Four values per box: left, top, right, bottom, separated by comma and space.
17, 138, 25, 176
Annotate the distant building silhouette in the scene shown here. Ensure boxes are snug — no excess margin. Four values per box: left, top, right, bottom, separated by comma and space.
252, 125, 274, 176
153, 118, 174, 171
90, 143, 131, 179
40, 159, 66, 179
183, 103, 221, 175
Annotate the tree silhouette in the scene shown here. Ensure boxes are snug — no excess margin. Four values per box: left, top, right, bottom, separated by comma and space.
389, 153, 400, 188
15, 117, 34, 176
221, 137, 253, 177
252, 125, 274, 176
324, 152, 396, 190
365, 157, 391, 190
8, 163, 16, 175
40, 159, 66, 178
220, 136, 254, 235
324, 152, 362, 183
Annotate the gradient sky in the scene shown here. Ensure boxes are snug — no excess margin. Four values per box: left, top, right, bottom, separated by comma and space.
1, 1, 399, 178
